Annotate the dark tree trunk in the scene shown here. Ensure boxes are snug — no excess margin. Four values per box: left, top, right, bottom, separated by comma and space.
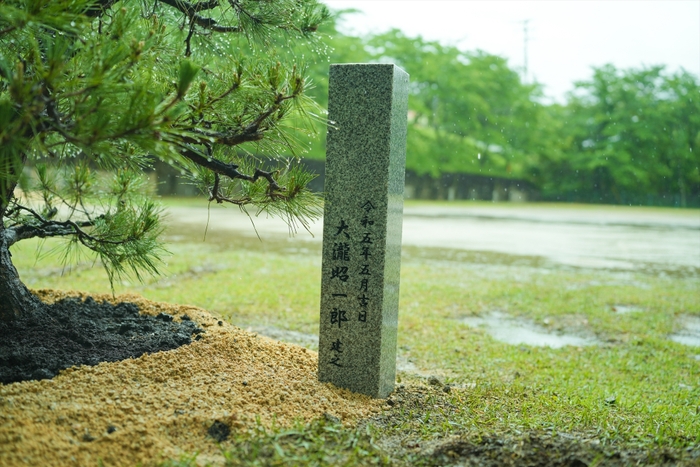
1, 152, 42, 321
0, 228, 43, 321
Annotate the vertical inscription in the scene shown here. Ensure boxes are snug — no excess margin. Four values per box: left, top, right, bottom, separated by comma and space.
318, 63, 408, 399
322, 201, 378, 368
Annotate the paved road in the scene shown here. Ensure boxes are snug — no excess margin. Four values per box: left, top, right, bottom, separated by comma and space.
165, 203, 700, 272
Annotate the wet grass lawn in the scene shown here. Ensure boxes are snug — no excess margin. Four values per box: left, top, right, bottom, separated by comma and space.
11, 202, 700, 466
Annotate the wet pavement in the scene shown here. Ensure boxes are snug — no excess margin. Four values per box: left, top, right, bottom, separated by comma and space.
402, 204, 700, 272
165, 203, 700, 274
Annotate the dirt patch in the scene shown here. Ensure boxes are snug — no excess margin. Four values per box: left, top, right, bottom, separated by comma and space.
0, 290, 382, 467
424, 432, 695, 467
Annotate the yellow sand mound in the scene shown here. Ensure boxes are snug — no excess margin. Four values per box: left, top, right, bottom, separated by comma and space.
0, 290, 382, 467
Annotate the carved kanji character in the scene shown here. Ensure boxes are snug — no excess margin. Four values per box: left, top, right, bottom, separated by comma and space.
332, 242, 350, 261
330, 308, 348, 328
358, 294, 369, 307
330, 266, 349, 282
361, 246, 371, 260
360, 278, 369, 292
335, 219, 350, 238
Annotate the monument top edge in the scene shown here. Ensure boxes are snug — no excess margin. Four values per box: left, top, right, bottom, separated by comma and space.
330, 63, 408, 75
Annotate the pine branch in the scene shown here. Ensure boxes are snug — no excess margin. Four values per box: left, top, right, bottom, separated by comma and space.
178, 147, 283, 193
0, 25, 18, 35
159, 0, 241, 33
175, 88, 294, 149
4, 204, 100, 246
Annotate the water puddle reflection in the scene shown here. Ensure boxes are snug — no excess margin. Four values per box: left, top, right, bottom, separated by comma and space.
460, 311, 599, 348
669, 316, 700, 347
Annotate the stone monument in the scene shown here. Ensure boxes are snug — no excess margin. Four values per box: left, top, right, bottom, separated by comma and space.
318, 63, 409, 398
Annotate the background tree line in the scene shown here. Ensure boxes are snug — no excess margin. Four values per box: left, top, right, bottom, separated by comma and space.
297, 12, 700, 207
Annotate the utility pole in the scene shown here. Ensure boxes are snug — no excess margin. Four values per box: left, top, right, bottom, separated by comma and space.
522, 19, 530, 83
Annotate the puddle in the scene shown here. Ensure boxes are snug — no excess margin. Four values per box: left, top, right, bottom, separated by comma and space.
567, 279, 652, 291
396, 354, 419, 373
611, 304, 644, 314
669, 316, 700, 347
460, 311, 598, 348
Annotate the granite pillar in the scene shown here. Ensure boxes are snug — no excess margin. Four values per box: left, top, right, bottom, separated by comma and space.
318, 64, 409, 398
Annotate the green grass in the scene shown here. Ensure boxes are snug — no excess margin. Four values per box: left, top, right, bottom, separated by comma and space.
160, 418, 389, 467
395, 261, 699, 445
10, 200, 700, 465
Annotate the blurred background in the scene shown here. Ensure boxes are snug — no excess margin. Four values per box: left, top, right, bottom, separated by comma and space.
156, 0, 700, 208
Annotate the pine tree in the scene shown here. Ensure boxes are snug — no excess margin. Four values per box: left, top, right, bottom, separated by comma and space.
0, 0, 329, 320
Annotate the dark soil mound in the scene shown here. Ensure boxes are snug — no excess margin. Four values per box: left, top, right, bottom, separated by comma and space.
0, 296, 204, 384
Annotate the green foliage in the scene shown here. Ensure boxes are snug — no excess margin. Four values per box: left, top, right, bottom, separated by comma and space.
177, 60, 200, 98
301, 24, 548, 180
543, 65, 700, 205
285, 8, 372, 161
189, 155, 323, 234
8, 163, 166, 288
0, 0, 329, 290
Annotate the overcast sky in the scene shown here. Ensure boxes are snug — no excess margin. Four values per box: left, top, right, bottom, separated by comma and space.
322, 1, 700, 102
